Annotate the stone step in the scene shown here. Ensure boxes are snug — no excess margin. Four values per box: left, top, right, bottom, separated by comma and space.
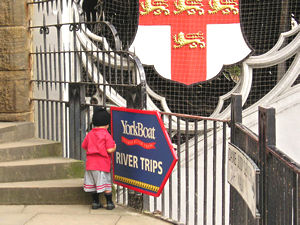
0, 138, 62, 162
0, 157, 84, 183
0, 122, 34, 144
0, 178, 91, 205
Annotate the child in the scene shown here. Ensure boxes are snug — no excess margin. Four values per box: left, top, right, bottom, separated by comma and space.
82, 107, 116, 210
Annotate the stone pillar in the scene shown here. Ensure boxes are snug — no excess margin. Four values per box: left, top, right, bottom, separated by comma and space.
0, 0, 32, 121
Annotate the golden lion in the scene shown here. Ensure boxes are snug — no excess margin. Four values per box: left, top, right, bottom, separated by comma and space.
173, 32, 205, 49
174, 0, 205, 15
208, 0, 239, 15
140, 0, 170, 15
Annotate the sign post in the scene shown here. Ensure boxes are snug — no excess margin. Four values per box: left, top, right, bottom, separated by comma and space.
111, 107, 178, 197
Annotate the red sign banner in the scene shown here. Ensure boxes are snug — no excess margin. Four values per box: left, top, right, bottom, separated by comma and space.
121, 136, 156, 150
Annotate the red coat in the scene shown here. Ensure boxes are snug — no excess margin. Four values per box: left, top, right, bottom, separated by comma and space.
81, 128, 115, 172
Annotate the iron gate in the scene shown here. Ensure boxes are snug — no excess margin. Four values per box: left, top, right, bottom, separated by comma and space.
30, 0, 146, 157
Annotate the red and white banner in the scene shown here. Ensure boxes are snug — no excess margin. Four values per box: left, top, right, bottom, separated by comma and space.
130, 0, 251, 85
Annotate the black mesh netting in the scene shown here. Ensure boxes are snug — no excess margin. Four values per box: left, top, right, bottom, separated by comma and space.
82, 0, 300, 116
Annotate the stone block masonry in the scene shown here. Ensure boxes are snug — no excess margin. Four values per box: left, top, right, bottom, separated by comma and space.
0, 0, 32, 121
0, 0, 27, 26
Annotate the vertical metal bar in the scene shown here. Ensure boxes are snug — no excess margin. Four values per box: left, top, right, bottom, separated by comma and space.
161, 115, 165, 217
72, 14, 77, 83
154, 195, 157, 212
53, 47, 57, 89
222, 122, 227, 225
46, 0, 49, 14
65, 103, 69, 157
127, 54, 131, 84
194, 120, 198, 225
169, 115, 173, 219
177, 117, 181, 222
86, 106, 91, 132
108, 50, 112, 87
185, 119, 189, 225
63, 46, 67, 89
117, 185, 120, 204
162, 187, 165, 217
114, 52, 117, 85
69, 46, 72, 82
38, 100, 41, 138
42, 101, 45, 139
51, 101, 54, 140
42, 16, 49, 93
203, 120, 207, 225
46, 101, 50, 140
102, 49, 106, 106
294, 174, 299, 225
90, 43, 93, 82
123, 187, 127, 205
85, 44, 88, 84
42, 17, 49, 140
49, 46, 53, 89
80, 109, 86, 161
59, 26, 66, 149
55, 102, 59, 141
74, 87, 81, 160
60, 0, 63, 12
35, 47, 40, 88
96, 48, 100, 84
120, 53, 124, 84
212, 121, 217, 225
79, 85, 86, 161
40, 46, 44, 88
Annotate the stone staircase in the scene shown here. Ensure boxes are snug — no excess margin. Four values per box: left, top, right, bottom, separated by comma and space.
0, 122, 90, 205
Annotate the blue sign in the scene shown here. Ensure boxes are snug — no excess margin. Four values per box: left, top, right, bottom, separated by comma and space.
111, 107, 178, 197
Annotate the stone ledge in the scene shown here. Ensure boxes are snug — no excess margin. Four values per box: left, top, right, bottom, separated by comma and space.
0, 112, 32, 122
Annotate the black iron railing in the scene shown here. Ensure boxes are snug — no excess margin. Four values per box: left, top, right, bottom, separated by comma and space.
230, 94, 300, 225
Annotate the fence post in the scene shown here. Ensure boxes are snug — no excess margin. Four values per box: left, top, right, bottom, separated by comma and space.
69, 83, 86, 160
125, 82, 147, 210
230, 94, 247, 225
258, 106, 276, 225
230, 94, 242, 143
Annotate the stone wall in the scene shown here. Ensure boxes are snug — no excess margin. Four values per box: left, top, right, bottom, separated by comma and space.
0, 0, 32, 121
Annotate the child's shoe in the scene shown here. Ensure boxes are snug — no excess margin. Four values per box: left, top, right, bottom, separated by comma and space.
105, 193, 115, 210
91, 192, 103, 209
92, 202, 103, 209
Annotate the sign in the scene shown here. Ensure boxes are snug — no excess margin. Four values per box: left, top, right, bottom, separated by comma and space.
111, 107, 178, 197
227, 143, 260, 218
130, 0, 251, 85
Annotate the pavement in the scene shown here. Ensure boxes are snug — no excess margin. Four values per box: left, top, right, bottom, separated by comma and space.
0, 205, 172, 225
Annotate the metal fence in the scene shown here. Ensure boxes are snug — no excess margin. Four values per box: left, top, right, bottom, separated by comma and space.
30, 2, 230, 225
230, 94, 300, 225
115, 112, 230, 225
30, 0, 146, 157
